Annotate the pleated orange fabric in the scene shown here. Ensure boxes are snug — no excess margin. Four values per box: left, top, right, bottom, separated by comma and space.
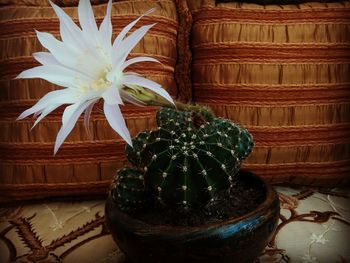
0, 0, 181, 202
190, 0, 350, 186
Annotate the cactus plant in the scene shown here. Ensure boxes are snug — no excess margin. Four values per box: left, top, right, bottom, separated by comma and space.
212, 118, 254, 160
111, 167, 150, 212
115, 107, 254, 210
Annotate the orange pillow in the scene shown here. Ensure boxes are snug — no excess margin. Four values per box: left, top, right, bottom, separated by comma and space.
0, 0, 185, 202
190, 0, 350, 186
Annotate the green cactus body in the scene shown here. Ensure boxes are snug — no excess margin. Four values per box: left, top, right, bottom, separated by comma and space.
111, 167, 150, 212
156, 106, 214, 129
125, 107, 254, 209
213, 118, 254, 160
126, 131, 151, 166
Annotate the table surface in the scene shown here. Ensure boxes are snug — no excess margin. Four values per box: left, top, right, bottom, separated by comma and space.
1, 186, 349, 263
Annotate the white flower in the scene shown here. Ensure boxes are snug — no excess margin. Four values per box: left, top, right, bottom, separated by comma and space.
310, 233, 328, 245
16, 0, 174, 155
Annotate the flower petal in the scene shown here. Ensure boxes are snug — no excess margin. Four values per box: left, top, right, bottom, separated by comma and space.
103, 102, 132, 146
112, 8, 155, 51
33, 110, 43, 119
17, 89, 78, 120
120, 88, 147, 106
36, 30, 62, 49
102, 84, 123, 105
32, 104, 62, 128
49, 0, 85, 50
35, 30, 75, 63
113, 24, 155, 69
78, 0, 99, 43
83, 99, 98, 137
99, 0, 112, 45
122, 74, 174, 105
33, 52, 60, 66
122, 56, 160, 71
69, 0, 110, 70
35, 30, 103, 78
16, 65, 92, 88
54, 100, 92, 155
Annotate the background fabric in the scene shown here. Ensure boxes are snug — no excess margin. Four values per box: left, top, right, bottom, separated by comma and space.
190, 0, 350, 186
0, 186, 349, 262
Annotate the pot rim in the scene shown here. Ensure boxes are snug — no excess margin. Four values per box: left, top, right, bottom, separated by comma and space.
106, 170, 279, 235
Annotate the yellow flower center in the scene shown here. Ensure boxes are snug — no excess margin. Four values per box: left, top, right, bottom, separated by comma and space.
77, 65, 124, 95
91, 68, 112, 91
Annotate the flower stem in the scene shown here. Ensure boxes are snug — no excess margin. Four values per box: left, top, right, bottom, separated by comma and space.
122, 85, 210, 113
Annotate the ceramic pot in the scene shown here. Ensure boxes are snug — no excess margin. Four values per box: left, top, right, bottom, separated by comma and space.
105, 170, 280, 263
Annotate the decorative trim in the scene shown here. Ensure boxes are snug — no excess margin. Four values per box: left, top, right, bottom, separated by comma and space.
194, 84, 350, 105
0, 140, 127, 162
174, 0, 193, 102
244, 159, 350, 186
193, 43, 350, 62
0, 16, 177, 39
0, 181, 111, 203
0, 103, 159, 120
193, 7, 350, 24
248, 123, 350, 146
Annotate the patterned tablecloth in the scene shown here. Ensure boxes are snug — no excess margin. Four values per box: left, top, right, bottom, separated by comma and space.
1, 186, 349, 263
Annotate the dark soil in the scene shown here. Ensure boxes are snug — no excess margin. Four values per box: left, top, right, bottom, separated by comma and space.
133, 171, 266, 226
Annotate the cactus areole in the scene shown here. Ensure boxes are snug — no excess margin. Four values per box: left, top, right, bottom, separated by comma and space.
111, 107, 254, 211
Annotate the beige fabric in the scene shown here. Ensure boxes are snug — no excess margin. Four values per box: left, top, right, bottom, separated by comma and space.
190, 0, 350, 185
0, 186, 349, 262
